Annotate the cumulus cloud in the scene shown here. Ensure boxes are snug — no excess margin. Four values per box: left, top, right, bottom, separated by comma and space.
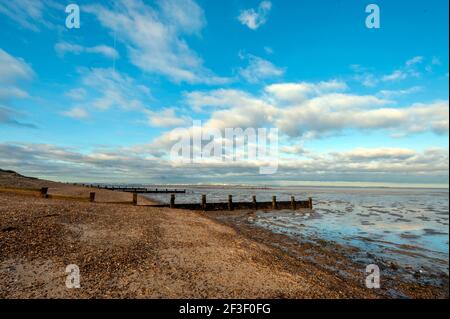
265, 80, 347, 103
55, 42, 119, 59
238, 1, 272, 30
277, 98, 448, 138
85, 0, 229, 84
150, 82, 448, 160
186, 89, 276, 130
184, 80, 448, 139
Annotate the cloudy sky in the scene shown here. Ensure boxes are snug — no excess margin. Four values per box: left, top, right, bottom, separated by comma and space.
0, 0, 448, 187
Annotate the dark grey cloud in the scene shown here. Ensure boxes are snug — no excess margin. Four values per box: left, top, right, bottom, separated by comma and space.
0, 106, 36, 128
0, 49, 36, 128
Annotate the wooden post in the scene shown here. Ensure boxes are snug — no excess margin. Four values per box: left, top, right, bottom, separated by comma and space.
272, 196, 277, 209
170, 194, 175, 208
309, 197, 313, 209
40, 187, 48, 198
252, 195, 257, 210
90, 192, 96, 203
291, 196, 296, 210
201, 195, 207, 211
133, 193, 138, 206
228, 195, 233, 211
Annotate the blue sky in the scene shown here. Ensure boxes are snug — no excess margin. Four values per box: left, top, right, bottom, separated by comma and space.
0, 0, 448, 186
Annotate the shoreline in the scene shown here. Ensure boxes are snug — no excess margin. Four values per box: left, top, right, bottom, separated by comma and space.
206, 210, 449, 298
0, 171, 448, 299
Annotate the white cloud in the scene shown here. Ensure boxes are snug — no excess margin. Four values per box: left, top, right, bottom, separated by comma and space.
1, 142, 447, 185
0, 49, 34, 84
145, 108, 191, 128
353, 56, 435, 86
378, 86, 422, 98
238, 1, 272, 30
55, 42, 119, 59
185, 80, 448, 139
0, 49, 34, 127
61, 68, 152, 121
86, 46, 119, 59
157, 0, 206, 35
65, 88, 88, 101
185, 88, 276, 131
0, 87, 29, 100
382, 56, 427, 82
62, 107, 89, 120
85, 0, 229, 84
406, 56, 424, 66
382, 70, 408, 82
277, 98, 448, 138
0, 0, 60, 32
426, 56, 443, 73
431, 57, 441, 65
265, 80, 347, 103
353, 73, 378, 87
239, 55, 284, 83
280, 145, 306, 155
186, 88, 273, 114
330, 148, 416, 161
264, 46, 274, 54
80, 68, 151, 111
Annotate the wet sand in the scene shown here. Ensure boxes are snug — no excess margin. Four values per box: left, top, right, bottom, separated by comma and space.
0, 171, 447, 298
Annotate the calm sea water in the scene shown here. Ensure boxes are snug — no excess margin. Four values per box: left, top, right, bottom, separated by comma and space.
144, 186, 449, 277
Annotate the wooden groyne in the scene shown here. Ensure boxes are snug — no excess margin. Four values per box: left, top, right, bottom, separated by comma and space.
1, 186, 313, 212
159, 194, 313, 211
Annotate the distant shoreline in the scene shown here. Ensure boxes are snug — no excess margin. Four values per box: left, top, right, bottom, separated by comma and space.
4, 169, 448, 191
77, 183, 450, 191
